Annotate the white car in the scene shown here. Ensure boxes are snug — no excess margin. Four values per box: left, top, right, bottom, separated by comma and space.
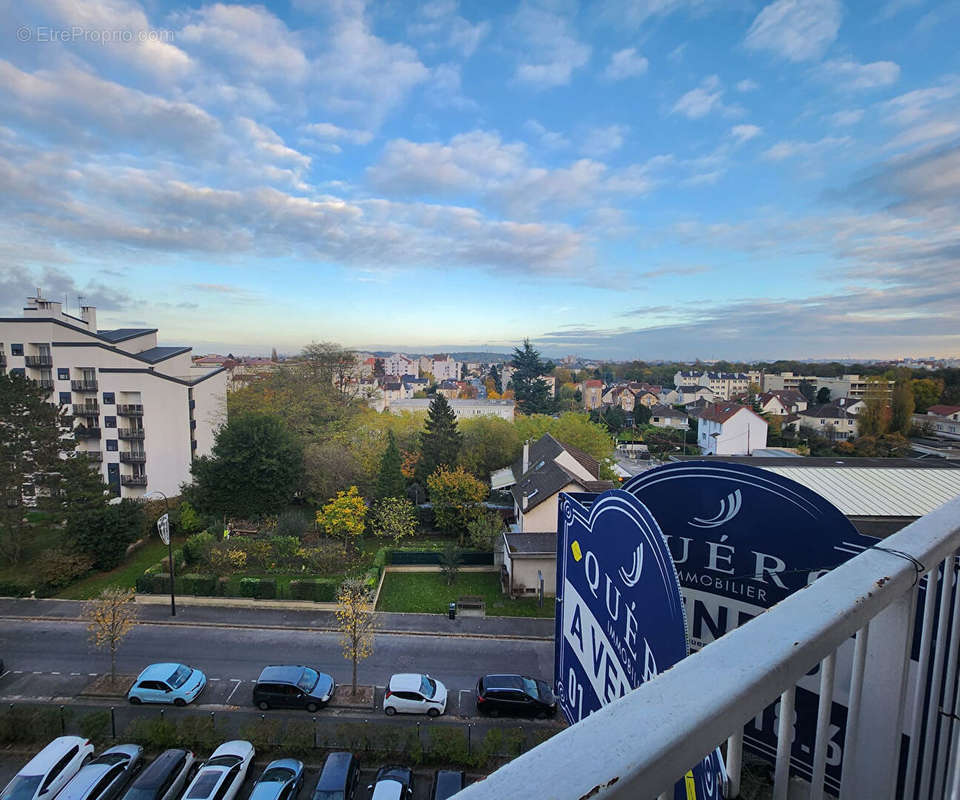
383, 674, 447, 717
181, 742, 254, 800
0, 737, 95, 800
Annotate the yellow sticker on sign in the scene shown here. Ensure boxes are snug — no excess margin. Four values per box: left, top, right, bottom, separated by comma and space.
571, 540, 582, 562
684, 770, 697, 799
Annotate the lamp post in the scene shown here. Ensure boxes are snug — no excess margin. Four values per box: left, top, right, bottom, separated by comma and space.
146, 491, 175, 617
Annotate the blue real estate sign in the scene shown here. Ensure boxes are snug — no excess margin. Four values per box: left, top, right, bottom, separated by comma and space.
622, 461, 880, 796
555, 489, 725, 800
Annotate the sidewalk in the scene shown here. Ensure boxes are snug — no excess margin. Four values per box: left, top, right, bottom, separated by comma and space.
0, 597, 555, 640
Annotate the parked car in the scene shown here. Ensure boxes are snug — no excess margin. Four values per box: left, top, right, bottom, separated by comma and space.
475, 674, 557, 719
252, 666, 335, 712
0, 736, 95, 800
57, 745, 143, 800
248, 760, 303, 800
430, 771, 463, 800
127, 664, 206, 706
383, 674, 447, 717
366, 767, 412, 800
181, 742, 254, 800
117, 749, 195, 800
311, 753, 359, 800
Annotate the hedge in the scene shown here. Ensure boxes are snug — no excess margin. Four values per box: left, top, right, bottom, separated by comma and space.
239, 577, 276, 599
180, 573, 218, 596
386, 549, 493, 566
288, 578, 340, 602
135, 573, 172, 594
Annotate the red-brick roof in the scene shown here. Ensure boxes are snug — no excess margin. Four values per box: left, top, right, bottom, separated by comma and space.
584, 379, 603, 387
928, 405, 960, 416
699, 402, 759, 424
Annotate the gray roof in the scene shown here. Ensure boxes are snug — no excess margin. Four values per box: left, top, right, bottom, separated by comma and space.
97, 328, 157, 342
799, 403, 854, 420
504, 532, 557, 555
136, 346, 191, 364
650, 403, 686, 418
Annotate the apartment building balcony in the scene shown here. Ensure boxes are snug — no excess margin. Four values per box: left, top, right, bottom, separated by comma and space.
24, 354, 53, 367
118, 428, 145, 440
72, 404, 100, 417
456, 496, 960, 800
77, 450, 102, 462
119, 451, 146, 463
71, 380, 98, 392
0, 354, 6, 368
74, 427, 102, 440
117, 404, 143, 416
36, 379, 54, 391
121, 475, 147, 487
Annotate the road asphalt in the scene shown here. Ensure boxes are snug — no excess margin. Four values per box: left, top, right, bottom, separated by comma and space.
0, 597, 555, 640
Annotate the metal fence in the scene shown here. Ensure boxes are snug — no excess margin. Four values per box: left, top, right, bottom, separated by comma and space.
451, 494, 960, 799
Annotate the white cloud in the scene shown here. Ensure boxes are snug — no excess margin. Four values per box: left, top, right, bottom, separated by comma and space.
512, 6, 591, 89
596, 0, 712, 29
604, 48, 649, 80
407, 0, 490, 56
731, 124, 762, 143
523, 120, 571, 150
819, 59, 900, 90
581, 124, 629, 156
745, 0, 843, 62
736, 79, 760, 92
761, 135, 851, 161
671, 75, 726, 119
301, 122, 374, 146
829, 109, 865, 126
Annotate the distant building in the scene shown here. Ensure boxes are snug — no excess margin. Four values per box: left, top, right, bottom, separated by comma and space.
697, 402, 768, 455
649, 404, 689, 429
580, 379, 603, 410
798, 403, 858, 441
383, 353, 418, 378
389, 398, 515, 421
429, 355, 460, 382
914, 405, 960, 442
674, 370, 758, 400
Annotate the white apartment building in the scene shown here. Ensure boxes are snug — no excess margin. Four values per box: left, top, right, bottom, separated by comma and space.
673, 370, 758, 400
762, 371, 893, 401
430, 355, 460, 382
388, 398, 515, 421
1, 293, 227, 499
697, 402, 768, 455
383, 353, 418, 378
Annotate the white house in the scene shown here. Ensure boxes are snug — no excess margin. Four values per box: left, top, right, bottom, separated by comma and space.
649, 403, 689, 429
1, 292, 226, 499
697, 402, 768, 455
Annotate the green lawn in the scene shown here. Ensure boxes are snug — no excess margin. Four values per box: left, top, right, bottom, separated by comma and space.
56, 537, 184, 599
377, 571, 555, 618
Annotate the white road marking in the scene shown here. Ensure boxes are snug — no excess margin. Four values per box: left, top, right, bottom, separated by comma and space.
224, 679, 243, 704
50, 672, 60, 675
13, 670, 23, 674
32, 671, 42, 675
70, 673, 81, 676
209, 678, 220, 681
88, 673, 98, 676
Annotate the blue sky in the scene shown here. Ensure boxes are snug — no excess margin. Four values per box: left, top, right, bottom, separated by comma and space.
1, 0, 958, 360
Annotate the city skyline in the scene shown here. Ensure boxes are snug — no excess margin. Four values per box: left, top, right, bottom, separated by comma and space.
1, 0, 958, 360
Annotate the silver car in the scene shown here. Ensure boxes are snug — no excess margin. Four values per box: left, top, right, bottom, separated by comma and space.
57, 746, 143, 800
0, 737, 95, 800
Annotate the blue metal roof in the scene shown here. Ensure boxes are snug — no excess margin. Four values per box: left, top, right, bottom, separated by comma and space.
136, 346, 191, 363
97, 328, 157, 342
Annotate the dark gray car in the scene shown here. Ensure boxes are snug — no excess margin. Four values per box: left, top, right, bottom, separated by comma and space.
56, 746, 143, 800
118, 749, 195, 800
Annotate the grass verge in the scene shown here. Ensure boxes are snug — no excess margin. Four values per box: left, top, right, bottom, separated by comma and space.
56, 537, 184, 600
376, 571, 555, 618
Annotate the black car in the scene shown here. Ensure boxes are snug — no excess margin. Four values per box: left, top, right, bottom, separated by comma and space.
311, 753, 359, 800
475, 674, 557, 718
252, 666, 335, 712
119, 749, 196, 800
430, 771, 463, 800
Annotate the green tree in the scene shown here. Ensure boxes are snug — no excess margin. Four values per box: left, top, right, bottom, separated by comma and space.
510, 339, 554, 415
439, 541, 462, 586
798, 380, 818, 404
458, 416, 522, 479
489, 364, 503, 394
186, 413, 304, 519
70, 499, 146, 570
375, 430, 406, 499
317, 486, 367, 546
416, 394, 462, 485
0, 373, 74, 564
426, 466, 488, 543
890, 381, 915, 436
300, 341, 358, 399
513, 413, 616, 479
911, 378, 943, 413
467, 510, 504, 550
857, 379, 892, 438
369, 497, 418, 544
816, 387, 831, 404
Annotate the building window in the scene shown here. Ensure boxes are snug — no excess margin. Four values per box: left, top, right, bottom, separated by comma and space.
11, 344, 23, 356
57, 368, 70, 380
58, 392, 71, 405
102, 392, 115, 405
104, 416, 117, 428
106, 439, 118, 452
10, 367, 24, 376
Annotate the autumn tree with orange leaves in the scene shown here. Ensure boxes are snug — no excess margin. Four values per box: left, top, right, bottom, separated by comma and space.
83, 588, 138, 683
336, 579, 377, 696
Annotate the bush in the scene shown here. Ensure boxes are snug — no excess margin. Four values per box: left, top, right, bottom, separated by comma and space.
0, 579, 35, 597
289, 578, 340, 602
240, 717, 282, 750
39, 550, 93, 589
426, 727, 469, 765
239, 577, 276, 599
271, 536, 300, 568
0, 706, 62, 745
176, 715, 219, 751
79, 710, 110, 745
182, 531, 216, 566
124, 717, 178, 750
178, 501, 203, 534
180, 573, 218, 596
135, 573, 172, 594
276, 510, 309, 538
161, 548, 185, 573
284, 721, 315, 756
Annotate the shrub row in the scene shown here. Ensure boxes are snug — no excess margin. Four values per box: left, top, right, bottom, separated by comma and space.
136, 573, 279, 600
288, 578, 340, 602
239, 577, 276, 599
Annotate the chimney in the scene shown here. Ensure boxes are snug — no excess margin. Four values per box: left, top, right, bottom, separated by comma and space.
80, 305, 97, 332
522, 440, 530, 474
522, 492, 529, 512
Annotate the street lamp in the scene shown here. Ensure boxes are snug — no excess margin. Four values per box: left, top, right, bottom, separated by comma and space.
145, 490, 176, 617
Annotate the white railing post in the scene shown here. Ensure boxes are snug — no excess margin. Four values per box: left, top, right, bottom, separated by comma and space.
841, 589, 916, 800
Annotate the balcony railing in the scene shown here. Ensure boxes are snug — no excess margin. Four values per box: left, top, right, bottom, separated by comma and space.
35, 379, 54, 391
77, 450, 102, 462
71, 380, 98, 392
118, 428, 145, 440
72, 404, 100, 417
74, 427, 102, 440
0, 355, 6, 367
455, 495, 960, 800
117, 404, 143, 416
119, 451, 146, 463
24, 355, 52, 367
121, 475, 147, 486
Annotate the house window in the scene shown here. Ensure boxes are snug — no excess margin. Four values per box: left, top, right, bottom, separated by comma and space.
102, 392, 115, 405
58, 392, 71, 405
57, 368, 70, 380
106, 439, 118, 451
104, 416, 117, 428
11, 344, 23, 356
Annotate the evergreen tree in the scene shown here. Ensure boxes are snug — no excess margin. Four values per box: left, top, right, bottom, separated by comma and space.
375, 430, 406, 499
416, 394, 462, 486
489, 364, 503, 394
510, 338, 553, 415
